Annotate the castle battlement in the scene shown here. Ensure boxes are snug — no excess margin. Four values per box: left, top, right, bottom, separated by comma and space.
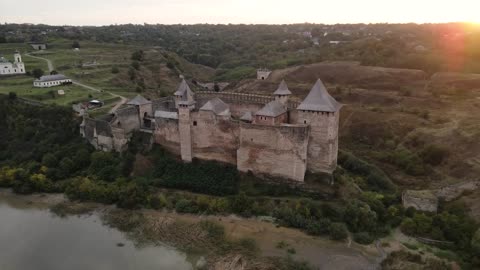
81, 78, 341, 182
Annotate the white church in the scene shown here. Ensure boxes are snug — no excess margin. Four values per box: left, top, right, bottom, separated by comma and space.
0, 51, 26, 76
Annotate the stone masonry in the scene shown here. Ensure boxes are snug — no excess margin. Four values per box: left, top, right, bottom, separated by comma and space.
80, 79, 342, 182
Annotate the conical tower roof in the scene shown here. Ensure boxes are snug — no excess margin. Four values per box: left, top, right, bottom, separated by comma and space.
273, 80, 292, 95
127, 95, 151, 105
174, 79, 195, 105
297, 79, 341, 112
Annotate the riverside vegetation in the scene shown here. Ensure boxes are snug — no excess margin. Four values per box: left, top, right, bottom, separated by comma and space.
0, 94, 479, 269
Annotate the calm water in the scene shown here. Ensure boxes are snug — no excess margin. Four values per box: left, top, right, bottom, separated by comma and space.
0, 194, 195, 270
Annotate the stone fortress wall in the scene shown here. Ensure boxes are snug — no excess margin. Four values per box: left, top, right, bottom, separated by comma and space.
80, 79, 341, 182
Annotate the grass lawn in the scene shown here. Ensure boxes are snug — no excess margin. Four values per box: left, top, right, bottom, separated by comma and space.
0, 43, 49, 71
0, 75, 111, 106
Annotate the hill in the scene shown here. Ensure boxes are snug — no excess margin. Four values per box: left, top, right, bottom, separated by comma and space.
229, 61, 480, 191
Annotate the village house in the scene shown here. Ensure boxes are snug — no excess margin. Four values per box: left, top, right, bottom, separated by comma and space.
0, 51, 26, 75
33, 74, 72, 88
80, 78, 342, 182
29, 43, 47, 50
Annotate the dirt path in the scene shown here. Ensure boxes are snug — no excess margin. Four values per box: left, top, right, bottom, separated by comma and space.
25, 52, 127, 113
108, 94, 128, 113
25, 53, 54, 72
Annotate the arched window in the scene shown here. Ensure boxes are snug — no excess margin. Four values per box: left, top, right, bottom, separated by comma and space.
193, 121, 197, 126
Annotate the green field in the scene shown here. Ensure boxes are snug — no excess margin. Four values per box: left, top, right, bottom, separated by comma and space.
0, 42, 49, 71
0, 40, 139, 106
29, 39, 141, 93
0, 75, 112, 106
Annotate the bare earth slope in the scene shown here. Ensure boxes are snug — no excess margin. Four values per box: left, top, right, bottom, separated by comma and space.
267, 61, 428, 90
230, 62, 480, 192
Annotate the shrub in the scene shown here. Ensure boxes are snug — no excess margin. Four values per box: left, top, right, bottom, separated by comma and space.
150, 196, 164, 209
228, 192, 253, 215
131, 61, 140, 70
353, 232, 375, 245
306, 218, 331, 236
175, 199, 198, 213
111, 66, 119, 74
338, 151, 395, 192
199, 221, 225, 242
329, 222, 348, 240
154, 148, 239, 196
420, 145, 449, 166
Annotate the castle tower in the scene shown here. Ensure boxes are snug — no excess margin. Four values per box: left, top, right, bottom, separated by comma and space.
14, 51, 22, 63
127, 95, 152, 118
273, 80, 292, 105
296, 79, 341, 173
174, 79, 195, 110
126, 95, 153, 128
175, 79, 196, 162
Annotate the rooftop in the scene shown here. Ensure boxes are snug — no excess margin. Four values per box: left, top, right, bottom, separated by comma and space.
297, 79, 341, 112
256, 100, 287, 117
154, 110, 178, 119
240, 111, 253, 121
0, 57, 10, 63
199, 97, 230, 116
273, 80, 292, 95
34, 74, 69, 82
174, 79, 195, 105
127, 95, 152, 106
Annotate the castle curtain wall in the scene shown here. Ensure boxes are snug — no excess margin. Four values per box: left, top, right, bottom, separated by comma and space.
190, 111, 240, 164
116, 107, 141, 133
237, 123, 309, 181
154, 117, 181, 155
228, 103, 264, 118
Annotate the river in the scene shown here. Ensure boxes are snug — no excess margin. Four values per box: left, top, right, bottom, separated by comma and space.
0, 190, 382, 270
0, 192, 197, 270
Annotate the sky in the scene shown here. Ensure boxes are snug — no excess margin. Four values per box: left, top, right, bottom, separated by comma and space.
1, 0, 480, 26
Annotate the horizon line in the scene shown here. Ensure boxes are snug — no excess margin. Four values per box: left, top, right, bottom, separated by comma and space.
3, 21, 480, 28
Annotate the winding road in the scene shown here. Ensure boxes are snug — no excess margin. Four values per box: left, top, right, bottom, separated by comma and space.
24, 52, 127, 113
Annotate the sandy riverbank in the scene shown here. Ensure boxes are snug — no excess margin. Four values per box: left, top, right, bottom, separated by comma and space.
0, 189, 381, 269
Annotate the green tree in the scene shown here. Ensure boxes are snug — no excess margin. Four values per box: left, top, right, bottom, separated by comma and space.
131, 61, 140, 70
72, 41, 80, 49
42, 153, 58, 167
329, 222, 348, 240
131, 50, 145, 61
111, 66, 119, 74
472, 229, 480, 254
32, 68, 44, 79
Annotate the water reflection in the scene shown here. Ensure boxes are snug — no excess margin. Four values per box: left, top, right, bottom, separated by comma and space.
0, 194, 194, 270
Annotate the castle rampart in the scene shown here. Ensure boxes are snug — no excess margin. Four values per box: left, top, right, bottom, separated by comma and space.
81, 78, 341, 182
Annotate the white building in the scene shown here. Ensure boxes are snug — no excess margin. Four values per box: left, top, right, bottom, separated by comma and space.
33, 74, 72, 88
257, 69, 271, 80
30, 43, 47, 50
0, 51, 26, 76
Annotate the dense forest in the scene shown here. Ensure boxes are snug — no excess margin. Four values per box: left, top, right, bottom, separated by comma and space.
0, 94, 478, 268
2, 23, 480, 79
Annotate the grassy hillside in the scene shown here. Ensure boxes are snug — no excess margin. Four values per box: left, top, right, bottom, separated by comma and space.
229, 62, 480, 190
0, 39, 216, 104
26, 39, 214, 97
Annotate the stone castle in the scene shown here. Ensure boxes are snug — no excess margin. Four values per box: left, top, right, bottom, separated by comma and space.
80, 79, 341, 182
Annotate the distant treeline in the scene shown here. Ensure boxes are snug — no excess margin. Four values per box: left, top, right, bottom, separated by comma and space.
2, 23, 480, 79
